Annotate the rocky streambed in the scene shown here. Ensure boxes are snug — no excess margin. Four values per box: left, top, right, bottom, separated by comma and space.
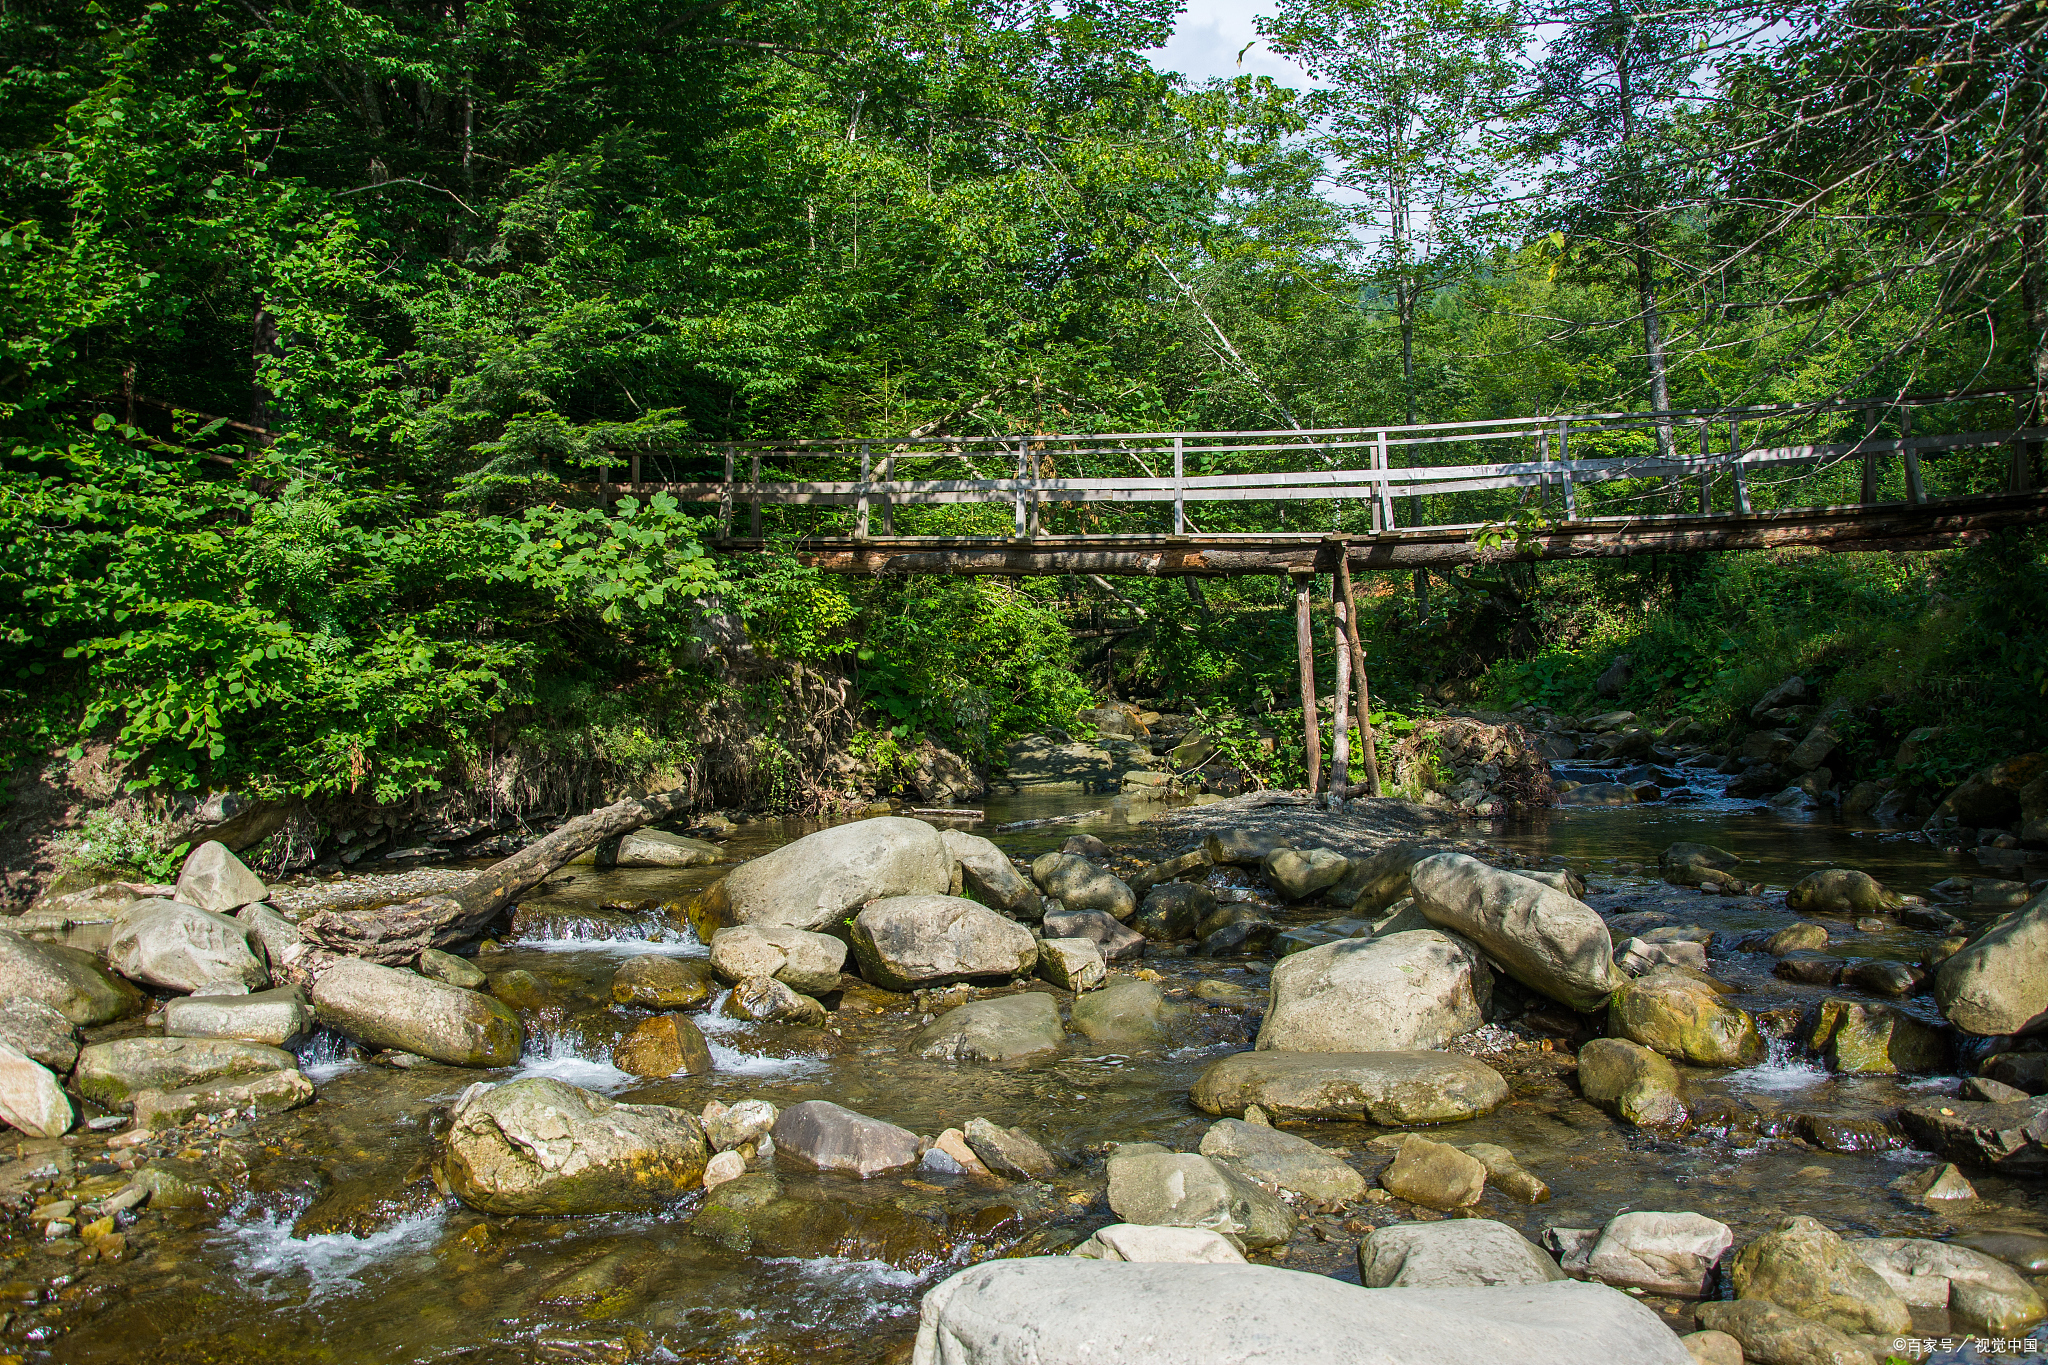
0, 780, 2044, 1364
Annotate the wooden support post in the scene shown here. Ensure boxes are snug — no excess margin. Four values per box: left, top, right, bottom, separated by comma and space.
629, 452, 641, 499
719, 446, 733, 536
1337, 553, 1380, 797
750, 452, 762, 537
1028, 441, 1041, 540
1293, 573, 1320, 797
1537, 427, 1551, 514
1697, 421, 1712, 513
1173, 434, 1185, 535
1375, 430, 1394, 532
1013, 439, 1027, 539
1556, 418, 1578, 518
1729, 419, 1752, 514
1902, 409, 1925, 505
598, 460, 611, 512
856, 442, 871, 539
1860, 409, 1880, 504
1330, 571, 1351, 802
881, 449, 895, 533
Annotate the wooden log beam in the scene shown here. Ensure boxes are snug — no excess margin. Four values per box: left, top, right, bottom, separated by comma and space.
1330, 577, 1351, 800
1336, 553, 1381, 797
763, 492, 2048, 577
294, 787, 696, 966
1294, 573, 1320, 797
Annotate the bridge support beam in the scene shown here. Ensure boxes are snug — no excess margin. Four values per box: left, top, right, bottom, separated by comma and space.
1293, 573, 1320, 798
760, 493, 2048, 577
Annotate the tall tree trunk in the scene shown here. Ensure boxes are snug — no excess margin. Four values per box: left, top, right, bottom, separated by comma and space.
1615, 20, 1678, 490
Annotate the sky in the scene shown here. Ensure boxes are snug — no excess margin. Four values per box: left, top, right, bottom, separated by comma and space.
1143, 0, 1308, 86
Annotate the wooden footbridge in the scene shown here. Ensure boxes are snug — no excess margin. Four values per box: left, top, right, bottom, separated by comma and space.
585, 389, 2044, 801
596, 391, 2047, 578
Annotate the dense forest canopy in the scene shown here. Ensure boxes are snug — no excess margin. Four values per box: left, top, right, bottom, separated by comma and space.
2, 0, 2043, 824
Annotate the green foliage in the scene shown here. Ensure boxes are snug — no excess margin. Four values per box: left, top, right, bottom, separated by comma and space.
50, 808, 183, 883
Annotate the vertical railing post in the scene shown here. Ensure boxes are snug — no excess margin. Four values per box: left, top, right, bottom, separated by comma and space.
1330, 568, 1351, 803
881, 448, 895, 534
1860, 408, 1880, 504
1375, 429, 1394, 532
719, 445, 733, 536
2012, 398, 2036, 491
749, 451, 762, 538
1536, 425, 1551, 514
598, 457, 612, 512
856, 441, 871, 539
1028, 440, 1041, 540
629, 452, 641, 500
1557, 417, 1578, 518
1293, 572, 1320, 797
1697, 421, 1712, 514
1012, 437, 1027, 539
1729, 419, 1752, 514
1901, 409, 1925, 505
1173, 434, 1185, 535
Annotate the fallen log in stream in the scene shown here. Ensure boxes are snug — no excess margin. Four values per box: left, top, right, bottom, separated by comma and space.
290, 787, 695, 970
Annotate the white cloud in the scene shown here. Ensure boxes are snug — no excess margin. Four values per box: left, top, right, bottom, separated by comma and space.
1145, 0, 1309, 85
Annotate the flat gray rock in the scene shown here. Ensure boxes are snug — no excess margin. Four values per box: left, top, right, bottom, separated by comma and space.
76, 1036, 298, 1112
910, 1262, 1695, 1365
697, 817, 950, 933
910, 993, 1064, 1062
1359, 1219, 1566, 1287
852, 895, 1037, 991
163, 986, 313, 1047
1197, 1118, 1365, 1204
772, 1099, 920, 1177
310, 958, 522, 1067
108, 900, 268, 994
1190, 1050, 1509, 1125
1105, 1150, 1294, 1248
0, 997, 79, 1071
1256, 931, 1490, 1053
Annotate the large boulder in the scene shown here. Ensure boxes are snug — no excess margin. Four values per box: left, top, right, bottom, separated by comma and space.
1660, 843, 1745, 891
0, 998, 79, 1072
163, 986, 312, 1047
610, 955, 718, 1010
1583, 1211, 1733, 1297
690, 1172, 950, 1269
1787, 869, 1898, 917
1263, 847, 1351, 901
1030, 853, 1135, 921
1608, 973, 1762, 1067
1897, 1097, 2048, 1174
771, 1099, 920, 1177
1411, 854, 1622, 1011
1577, 1038, 1687, 1128
107, 900, 268, 994
1070, 1224, 1247, 1264
1197, 1118, 1365, 1204
173, 841, 269, 914
1132, 882, 1214, 942
1042, 907, 1145, 962
0, 1043, 72, 1137
910, 993, 1065, 1062
1331, 841, 1444, 915
1381, 1134, 1487, 1209
708, 925, 847, 995
1191, 1050, 1509, 1125
1935, 890, 2048, 1036
691, 816, 950, 935
1729, 1215, 1912, 1336
1806, 998, 1947, 1074
1359, 1219, 1566, 1288
851, 895, 1038, 991
910, 1263, 1696, 1365
1105, 1149, 1294, 1248
131, 1067, 313, 1128
610, 830, 723, 868
440, 1077, 708, 1214
309, 958, 523, 1067
613, 1014, 713, 1077
0, 931, 144, 1025
1070, 980, 1180, 1047
76, 1036, 298, 1112
1256, 931, 1489, 1053
1850, 1237, 2045, 1334
1693, 1300, 1875, 1365
942, 830, 1041, 918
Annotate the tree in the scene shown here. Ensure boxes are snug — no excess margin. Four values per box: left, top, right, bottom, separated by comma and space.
1260, 0, 1520, 425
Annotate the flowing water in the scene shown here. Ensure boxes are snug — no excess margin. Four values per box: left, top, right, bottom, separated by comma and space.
18, 769, 2048, 1364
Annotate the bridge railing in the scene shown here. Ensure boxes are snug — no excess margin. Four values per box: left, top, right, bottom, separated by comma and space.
587, 391, 2043, 541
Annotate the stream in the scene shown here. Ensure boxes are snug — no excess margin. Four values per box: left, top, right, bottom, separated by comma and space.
20, 766, 2048, 1365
